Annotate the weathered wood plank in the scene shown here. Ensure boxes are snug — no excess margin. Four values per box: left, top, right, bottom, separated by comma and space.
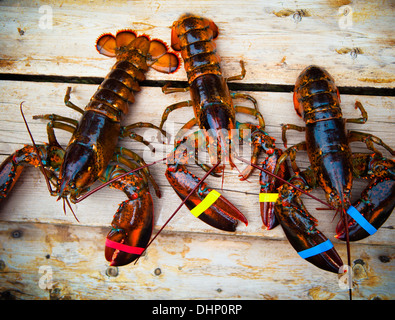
0, 79, 393, 300
0, 221, 394, 300
0, 0, 394, 298
0, 0, 394, 87
0, 80, 394, 245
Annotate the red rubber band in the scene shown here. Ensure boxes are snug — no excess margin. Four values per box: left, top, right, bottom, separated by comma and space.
105, 238, 144, 255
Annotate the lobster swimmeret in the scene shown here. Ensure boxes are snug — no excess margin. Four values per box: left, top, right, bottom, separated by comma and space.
159, 14, 290, 232
274, 65, 395, 274
0, 30, 179, 266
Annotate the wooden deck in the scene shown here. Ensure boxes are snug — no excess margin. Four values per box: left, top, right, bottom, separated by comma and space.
0, 0, 394, 300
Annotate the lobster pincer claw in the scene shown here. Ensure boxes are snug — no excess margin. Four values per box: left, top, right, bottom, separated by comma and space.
336, 177, 395, 242
105, 189, 153, 266
165, 164, 248, 232
259, 149, 290, 230
275, 184, 343, 273
0, 145, 64, 204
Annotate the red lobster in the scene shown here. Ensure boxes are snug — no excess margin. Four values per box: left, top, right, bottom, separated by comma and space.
158, 14, 290, 232
274, 65, 395, 275
0, 30, 179, 266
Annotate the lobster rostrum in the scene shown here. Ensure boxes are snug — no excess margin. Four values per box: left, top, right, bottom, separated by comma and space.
159, 14, 290, 232
274, 65, 395, 274
0, 30, 180, 266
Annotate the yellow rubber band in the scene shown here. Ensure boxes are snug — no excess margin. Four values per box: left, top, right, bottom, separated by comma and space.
259, 193, 279, 202
190, 190, 221, 218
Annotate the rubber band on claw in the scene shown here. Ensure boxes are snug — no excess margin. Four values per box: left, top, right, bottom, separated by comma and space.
190, 190, 221, 218
297, 239, 334, 259
346, 206, 377, 235
259, 193, 279, 202
105, 238, 145, 255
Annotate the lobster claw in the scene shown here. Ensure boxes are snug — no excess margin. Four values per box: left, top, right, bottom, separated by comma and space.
165, 164, 248, 232
0, 145, 64, 204
336, 177, 395, 241
275, 184, 343, 273
259, 150, 290, 230
0, 153, 25, 203
105, 189, 153, 266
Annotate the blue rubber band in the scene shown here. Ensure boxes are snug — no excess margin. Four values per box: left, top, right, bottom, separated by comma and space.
298, 239, 334, 259
346, 206, 377, 235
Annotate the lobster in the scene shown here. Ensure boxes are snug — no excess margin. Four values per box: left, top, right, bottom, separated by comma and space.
274, 65, 395, 276
0, 30, 179, 266
158, 14, 290, 232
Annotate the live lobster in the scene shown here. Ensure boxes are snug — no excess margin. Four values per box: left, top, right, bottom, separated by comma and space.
274, 65, 395, 275
0, 30, 179, 266
157, 14, 290, 232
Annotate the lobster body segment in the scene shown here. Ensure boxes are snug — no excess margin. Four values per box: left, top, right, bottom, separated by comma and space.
276, 65, 395, 273
190, 74, 235, 131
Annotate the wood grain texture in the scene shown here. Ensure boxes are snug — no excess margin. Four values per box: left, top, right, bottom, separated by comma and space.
1, 221, 394, 300
0, 0, 394, 301
0, 80, 394, 300
0, 0, 394, 87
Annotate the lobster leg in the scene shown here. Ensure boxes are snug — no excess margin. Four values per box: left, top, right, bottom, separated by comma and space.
162, 83, 190, 94
122, 122, 168, 140
33, 114, 78, 146
336, 153, 395, 241
64, 86, 84, 114
234, 106, 265, 128
232, 93, 259, 113
225, 60, 246, 82
348, 130, 395, 156
121, 122, 168, 151
159, 100, 192, 129
345, 101, 367, 124
281, 123, 306, 148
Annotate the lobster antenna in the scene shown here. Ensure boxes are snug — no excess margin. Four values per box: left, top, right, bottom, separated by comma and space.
135, 161, 221, 264
74, 157, 167, 203
340, 198, 353, 300
65, 197, 80, 223
20, 102, 54, 194
235, 154, 334, 210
